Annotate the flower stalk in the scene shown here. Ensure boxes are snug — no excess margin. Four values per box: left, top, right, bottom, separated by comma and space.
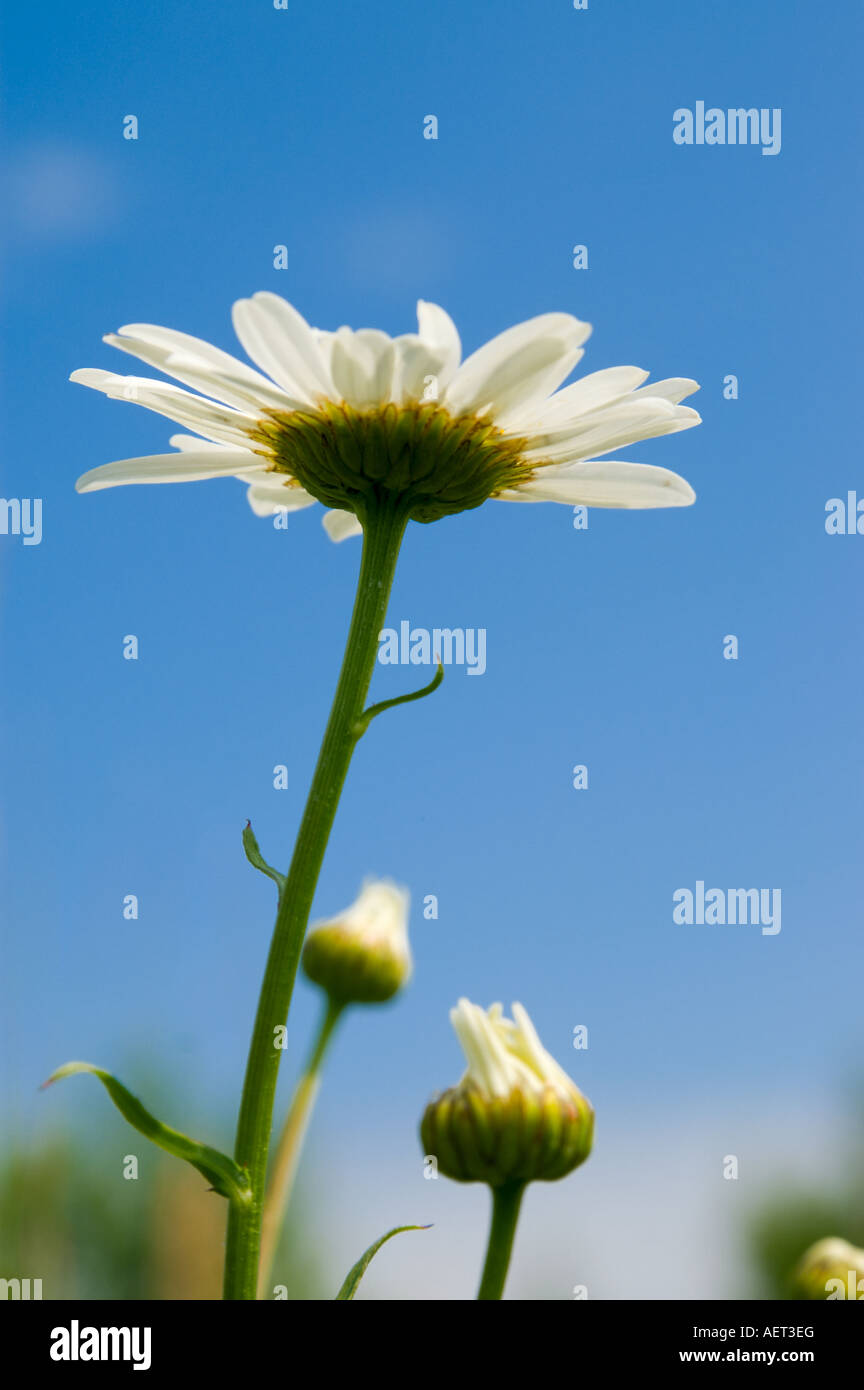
477, 1181, 526, 1300
223, 495, 409, 1300
256, 997, 344, 1298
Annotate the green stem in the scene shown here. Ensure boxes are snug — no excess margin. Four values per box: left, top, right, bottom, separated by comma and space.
477, 1181, 526, 1300
257, 997, 344, 1298
223, 498, 409, 1300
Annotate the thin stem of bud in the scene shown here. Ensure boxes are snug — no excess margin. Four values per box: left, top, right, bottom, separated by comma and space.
477, 1181, 526, 1300
256, 997, 344, 1297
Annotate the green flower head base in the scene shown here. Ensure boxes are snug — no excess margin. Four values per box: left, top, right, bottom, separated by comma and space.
421, 999, 594, 1186
72, 294, 701, 538
252, 399, 531, 525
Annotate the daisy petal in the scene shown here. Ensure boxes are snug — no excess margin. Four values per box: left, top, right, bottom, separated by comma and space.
416, 301, 461, 387
502, 460, 696, 508
444, 313, 591, 419
117, 322, 279, 384
390, 334, 452, 403
169, 433, 235, 453
245, 478, 317, 517
526, 400, 701, 462
109, 322, 289, 393
505, 366, 650, 432
70, 369, 257, 449
104, 334, 303, 413
231, 293, 334, 402
329, 328, 397, 409
630, 377, 701, 405
75, 450, 262, 493
322, 508, 363, 542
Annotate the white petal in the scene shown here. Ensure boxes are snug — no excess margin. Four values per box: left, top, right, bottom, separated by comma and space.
169, 432, 234, 453
389, 336, 438, 402
525, 400, 701, 462
322, 508, 363, 542
245, 478, 317, 517
502, 459, 696, 508
231, 293, 334, 403
70, 368, 257, 449
323, 879, 411, 961
450, 998, 514, 1098
104, 334, 303, 414
630, 377, 700, 405
354, 329, 398, 402
117, 322, 280, 387
391, 302, 464, 403
510, 1002, 578, 1096
106, 324, 295, 407
75, 449, 262, 493
329, 328, 396, 409
416, 301, 461, 387
444, 313, 591, 419
506, 366, 650, 432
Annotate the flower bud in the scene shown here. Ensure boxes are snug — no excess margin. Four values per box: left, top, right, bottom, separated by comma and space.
793, 1237, 864, 1300
302, 879, 411, 1005
420, 999, 593, 1186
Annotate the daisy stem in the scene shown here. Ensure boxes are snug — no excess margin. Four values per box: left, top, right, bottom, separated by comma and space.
223, 497, 409, 1300
477, 1181, 526, 1300
256, 996, 344, 1297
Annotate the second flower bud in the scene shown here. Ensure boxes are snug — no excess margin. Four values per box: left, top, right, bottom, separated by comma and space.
302, 879, 412, 1005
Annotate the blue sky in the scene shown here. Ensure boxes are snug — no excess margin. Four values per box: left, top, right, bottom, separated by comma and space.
1, 0, 862, 1294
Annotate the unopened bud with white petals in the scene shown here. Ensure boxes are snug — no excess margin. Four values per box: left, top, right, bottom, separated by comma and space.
421, 999, 594, 1186
302, 879, 411, 1005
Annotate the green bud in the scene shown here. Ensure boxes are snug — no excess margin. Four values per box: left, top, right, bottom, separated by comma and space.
793, 1237, 864, 1301
302, 879, 411, 1006
420, 999, 594, 1185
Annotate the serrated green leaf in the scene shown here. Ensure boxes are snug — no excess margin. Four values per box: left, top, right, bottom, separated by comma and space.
43, 1062, 251, 1206
242, 820, 286, 897
335, 1224, 430, 1300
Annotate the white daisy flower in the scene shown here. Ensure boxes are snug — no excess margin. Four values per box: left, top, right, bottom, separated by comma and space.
72, 293, 701, 539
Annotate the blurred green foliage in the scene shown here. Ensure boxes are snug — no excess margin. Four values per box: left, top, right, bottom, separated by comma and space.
746, 1104, 864, 1300
0, 1131, 327, 1300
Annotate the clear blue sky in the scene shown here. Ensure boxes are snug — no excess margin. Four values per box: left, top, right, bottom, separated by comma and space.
1, 0, 861, 1238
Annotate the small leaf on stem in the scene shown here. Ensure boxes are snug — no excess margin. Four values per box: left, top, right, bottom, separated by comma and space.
42, 1062, 251, 1205
242, 820, 286, 897
353, 662, 444, 739
335, 1224, 431, 1300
